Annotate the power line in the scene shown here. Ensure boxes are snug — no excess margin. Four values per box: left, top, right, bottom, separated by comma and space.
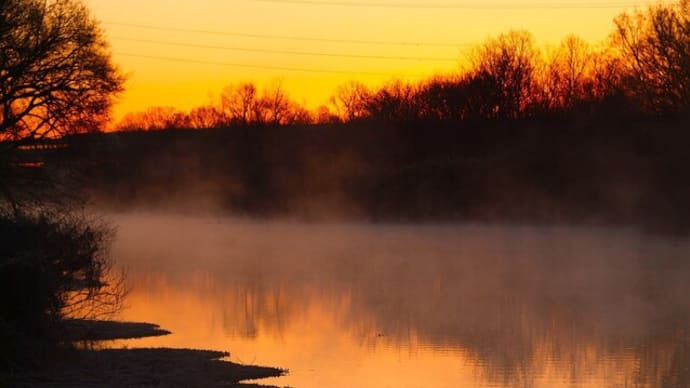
252, 0, 662, 9
115, 52, 431, 77
103, 21, 470, 48
112, 37, 461, 62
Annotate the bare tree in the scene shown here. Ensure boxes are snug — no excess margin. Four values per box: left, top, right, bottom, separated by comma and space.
261, 81, 290, 125
0, 0, 124, 141
330, 81, 371, 122
588, 48, 626, 102
221, 83, 258, 125
364, 80, 419, 122
0, 1, 126, 352
219, 81, 313, 126
1, 0, 124, 212
468, 30, 541, 119
281, 100, 314, 125
543, 35, 594, 110
613, 0, 690, 113
415, 75, 468, 121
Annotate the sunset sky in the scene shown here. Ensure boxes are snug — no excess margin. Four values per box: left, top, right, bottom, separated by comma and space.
83, 0, 662, 122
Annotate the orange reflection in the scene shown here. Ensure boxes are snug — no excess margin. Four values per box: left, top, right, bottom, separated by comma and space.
111, 214, 690, 388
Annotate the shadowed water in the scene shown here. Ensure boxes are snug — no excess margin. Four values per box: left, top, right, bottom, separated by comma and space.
111, 214, 690, 388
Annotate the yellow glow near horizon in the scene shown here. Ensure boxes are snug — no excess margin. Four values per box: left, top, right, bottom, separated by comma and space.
83, 0, 661, 122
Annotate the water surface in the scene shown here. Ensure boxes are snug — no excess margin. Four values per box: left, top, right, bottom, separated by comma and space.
111, 214, 690, 388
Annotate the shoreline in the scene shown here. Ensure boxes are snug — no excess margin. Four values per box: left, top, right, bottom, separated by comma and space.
10, 320, 286, 388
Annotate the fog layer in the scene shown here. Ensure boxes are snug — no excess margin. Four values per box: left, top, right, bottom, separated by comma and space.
111, 213, 690, 387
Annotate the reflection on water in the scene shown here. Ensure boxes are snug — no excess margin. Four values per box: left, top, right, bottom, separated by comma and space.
111, 214, 690, 388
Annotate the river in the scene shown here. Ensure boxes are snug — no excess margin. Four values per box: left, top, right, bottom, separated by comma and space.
110, 213, 690, 388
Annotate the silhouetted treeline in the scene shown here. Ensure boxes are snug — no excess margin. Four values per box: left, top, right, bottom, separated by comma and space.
115, 2, 689, 130
36, 2, 686, 229
116, 82, 314, 130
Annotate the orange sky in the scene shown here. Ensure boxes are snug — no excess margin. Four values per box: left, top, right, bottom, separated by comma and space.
83, 0, 660, 122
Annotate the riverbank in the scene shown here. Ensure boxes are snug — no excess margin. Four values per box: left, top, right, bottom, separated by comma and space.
6, 320, 285, 388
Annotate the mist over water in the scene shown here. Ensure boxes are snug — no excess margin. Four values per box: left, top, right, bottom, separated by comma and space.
110, 213, 690, 388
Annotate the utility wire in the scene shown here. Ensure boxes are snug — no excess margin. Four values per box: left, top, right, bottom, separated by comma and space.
252, 0, 662, 9
115, 52, 430, 77
103, 22, 470, 48
112, 37, 461, 62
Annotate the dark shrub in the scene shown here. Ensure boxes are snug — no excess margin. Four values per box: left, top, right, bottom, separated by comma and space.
0, 212, 120, 368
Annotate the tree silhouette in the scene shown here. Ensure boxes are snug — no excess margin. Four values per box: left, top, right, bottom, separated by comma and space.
614, 0, 690, 113
221, 83, 259, 125
0, 0, 123, 141
218, 81, 312, 126
0, 0, 125, 365
261, 82, 291, 125
467, 31, 540, 120
543, 35, 595, 111
364, 80, 419, 122
415, 76, 467, 122
330, 81, 371, 122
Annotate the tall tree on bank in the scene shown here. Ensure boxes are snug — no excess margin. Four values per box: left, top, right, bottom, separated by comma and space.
0, 0, 123, 142
0, 0, 123, 210
0, 0, 124, 359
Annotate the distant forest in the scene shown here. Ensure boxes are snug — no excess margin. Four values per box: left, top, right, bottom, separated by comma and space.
20, 1, 690, 229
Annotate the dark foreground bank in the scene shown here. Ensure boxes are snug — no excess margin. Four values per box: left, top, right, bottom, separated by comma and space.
4, 320, 285, 388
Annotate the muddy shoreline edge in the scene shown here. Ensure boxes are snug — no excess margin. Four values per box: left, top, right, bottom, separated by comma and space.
8, 320, 286, 388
